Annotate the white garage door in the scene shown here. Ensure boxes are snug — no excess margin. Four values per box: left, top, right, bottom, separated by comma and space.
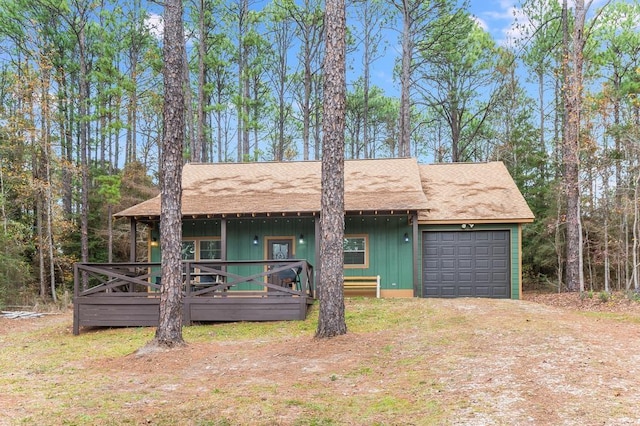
422, 230, 510, 298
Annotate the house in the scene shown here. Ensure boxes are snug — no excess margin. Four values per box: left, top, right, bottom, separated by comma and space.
72, 158, 533, 333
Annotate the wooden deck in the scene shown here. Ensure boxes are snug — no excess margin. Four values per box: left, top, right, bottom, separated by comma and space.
73, 260, 315, 335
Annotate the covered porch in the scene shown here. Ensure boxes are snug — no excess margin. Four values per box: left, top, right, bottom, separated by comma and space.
73, 259, 314, 335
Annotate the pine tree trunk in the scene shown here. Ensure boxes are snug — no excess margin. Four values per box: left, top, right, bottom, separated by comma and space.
155, 0, 185, 347
399, 3, 412, 158
316, 0, 347, 338
195, 0, 206, 163
562, 0, 586, 292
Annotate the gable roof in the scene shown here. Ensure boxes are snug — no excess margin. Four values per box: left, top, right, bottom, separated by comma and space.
418, 162, 534, 224
115, 159, 533, 224
115, 158, 429, 219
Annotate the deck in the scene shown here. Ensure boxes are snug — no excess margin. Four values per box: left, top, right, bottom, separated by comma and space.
73, 260, 314, 335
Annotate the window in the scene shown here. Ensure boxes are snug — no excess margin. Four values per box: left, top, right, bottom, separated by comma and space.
199, 240, 222, 260
343, 235, 368, 268
181, 241, 196, 260
181, 239, 221, 261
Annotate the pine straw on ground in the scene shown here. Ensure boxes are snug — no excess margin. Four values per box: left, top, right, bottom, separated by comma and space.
523, 290, 640, 314
3, 293, 640, 425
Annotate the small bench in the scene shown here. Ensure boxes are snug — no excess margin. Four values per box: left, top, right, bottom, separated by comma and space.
343, 275, 380, 298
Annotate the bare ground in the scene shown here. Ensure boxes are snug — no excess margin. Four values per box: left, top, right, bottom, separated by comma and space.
3, 293, 640, 425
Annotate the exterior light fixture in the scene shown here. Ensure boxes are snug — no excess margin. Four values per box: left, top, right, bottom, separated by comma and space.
299, 234, 304, 244
253, 235, 259, 245
150, 237, 159, 247
404, 233, 409, 243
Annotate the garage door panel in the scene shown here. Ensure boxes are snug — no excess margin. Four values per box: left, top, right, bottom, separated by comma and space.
440, 287, 456, 297
459, 247, 472, 256
474, 272, 490, 282
442, 259, 455, 268
458, 286, 473, 297
458, 273, 472, 282
475, 246, 490, 256
422, 230, 510, 298
424, 260, 438, 269
492, 259, 507, 268
458, 259, 472, 269
493, 246, 507, 255
442, 247, 455, 256
425, 247, 439, 256
441, 273, 455, 282
492, 272, 508, 281
441, 233, 456, 242
475, 286, 491, 297
476, 259, 490, 269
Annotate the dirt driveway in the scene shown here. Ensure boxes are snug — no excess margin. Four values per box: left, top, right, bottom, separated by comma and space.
3, 294, 640, 425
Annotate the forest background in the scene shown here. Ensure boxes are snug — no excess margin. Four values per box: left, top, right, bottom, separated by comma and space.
0, 0, 638, 306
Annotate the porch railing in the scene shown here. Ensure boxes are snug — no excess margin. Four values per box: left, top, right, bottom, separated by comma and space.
74, 259, 315, 299
73, 259, 315, 334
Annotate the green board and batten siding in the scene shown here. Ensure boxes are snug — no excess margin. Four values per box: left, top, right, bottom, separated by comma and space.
151, 215, 416, 294
343, 216, 414, 292
150, 219, 522, 299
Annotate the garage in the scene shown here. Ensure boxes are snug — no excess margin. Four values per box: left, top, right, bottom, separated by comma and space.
422, 230, 510, 298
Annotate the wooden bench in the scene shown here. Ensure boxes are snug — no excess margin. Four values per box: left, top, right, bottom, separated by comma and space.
343, 275, 380, 298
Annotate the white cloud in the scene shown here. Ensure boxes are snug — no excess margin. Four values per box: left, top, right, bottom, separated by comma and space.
472, 15, 489, 31
145, 13, 163, 39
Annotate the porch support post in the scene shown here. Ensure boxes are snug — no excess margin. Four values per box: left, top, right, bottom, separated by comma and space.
412, 213, 419, 297
314, 217, 321, 289
130, 218, 137, 262
221, 218, 227, 261
73, 263, 80, 335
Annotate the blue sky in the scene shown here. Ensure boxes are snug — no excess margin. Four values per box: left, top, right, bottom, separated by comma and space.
469, 0, 613, 45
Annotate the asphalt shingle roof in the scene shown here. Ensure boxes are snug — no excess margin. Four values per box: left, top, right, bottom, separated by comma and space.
115, 158, 534, 224
418, 162, 534, 223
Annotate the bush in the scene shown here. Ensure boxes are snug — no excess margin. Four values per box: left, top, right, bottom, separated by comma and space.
598, 291, 611, 303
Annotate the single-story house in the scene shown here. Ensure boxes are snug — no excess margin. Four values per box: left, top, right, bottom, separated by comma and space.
118, 157, 533, 298
72, 158, 533, 333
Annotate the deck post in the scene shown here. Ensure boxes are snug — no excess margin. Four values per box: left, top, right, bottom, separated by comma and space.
129, 219, 137, 262
314, 217, 321, 289
73, 263, 80, 335
183, 262, 192, 326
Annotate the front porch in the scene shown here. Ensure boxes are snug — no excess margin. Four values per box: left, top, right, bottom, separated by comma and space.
73, 259, 314, 335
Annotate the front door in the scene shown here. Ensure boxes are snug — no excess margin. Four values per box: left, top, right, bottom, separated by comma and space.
267, 237, 295, 286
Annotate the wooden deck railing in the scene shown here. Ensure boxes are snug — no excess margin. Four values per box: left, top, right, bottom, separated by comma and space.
73, 260, 315, 334
74, 259, 314, 298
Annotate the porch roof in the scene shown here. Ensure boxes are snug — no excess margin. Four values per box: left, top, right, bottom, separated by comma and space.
418, 162, 534, 224
115, 158, 429, 219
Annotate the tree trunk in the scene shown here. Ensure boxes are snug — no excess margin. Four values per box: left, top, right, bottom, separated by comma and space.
562, 0, 586, 292
194, 0, 206, 163
78, 24, 90, 290
316, 0, 347, 338
398, 1, 412, 158
154, 0, 186, 347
